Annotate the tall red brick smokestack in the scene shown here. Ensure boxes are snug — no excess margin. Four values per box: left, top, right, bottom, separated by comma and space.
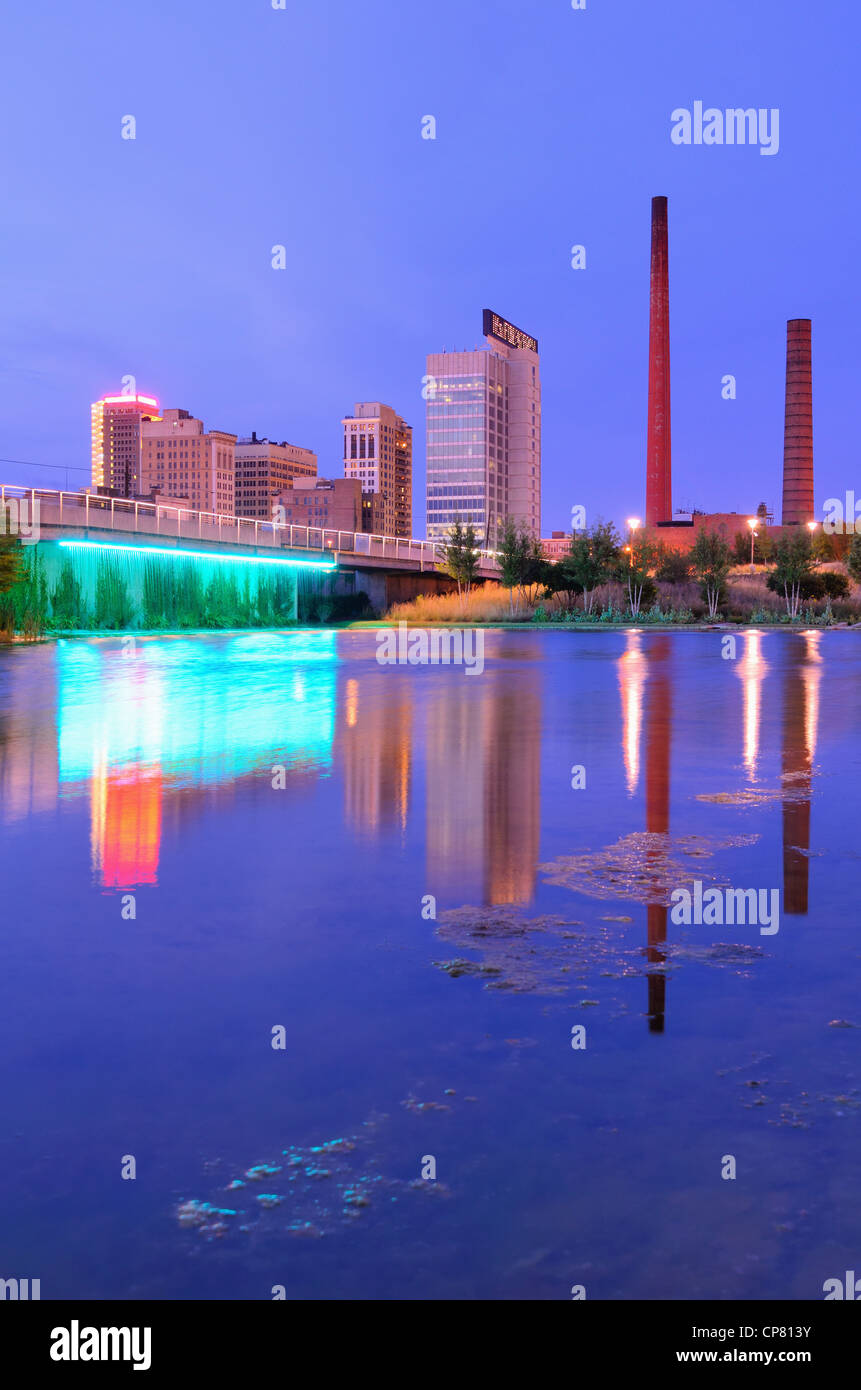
782, 319, 814, 526
646, 196, 672, 527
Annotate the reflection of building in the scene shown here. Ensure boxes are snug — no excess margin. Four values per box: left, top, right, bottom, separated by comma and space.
425, 675, 541, 906
55, 633, 338, 889
0, 666, 58, 823
91, 764, 161, 888
336, 673, 412, 834
782, 633, 821, 914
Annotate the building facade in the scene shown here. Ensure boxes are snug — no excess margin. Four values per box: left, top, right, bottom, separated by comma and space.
541, 531, 571, 561
90, 393, 160, 495
234, 433, 317, 520
425, 310, 541, 545
140, 409, 236, 515
342, 402, 412, 537
274, 477, 363, 532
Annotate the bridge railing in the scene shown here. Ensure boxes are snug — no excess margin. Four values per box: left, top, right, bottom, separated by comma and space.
0, 485, 500, 571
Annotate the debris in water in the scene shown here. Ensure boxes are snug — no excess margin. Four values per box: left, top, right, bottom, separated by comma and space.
178, 1119, 449, 1243
244, 1163, 281, 1181
540, 831, 758, 906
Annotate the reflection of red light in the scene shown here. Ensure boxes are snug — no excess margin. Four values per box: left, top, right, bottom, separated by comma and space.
99, 771, 162, 888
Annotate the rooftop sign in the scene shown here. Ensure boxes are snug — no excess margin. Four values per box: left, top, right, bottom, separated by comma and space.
482, 309, 538, 354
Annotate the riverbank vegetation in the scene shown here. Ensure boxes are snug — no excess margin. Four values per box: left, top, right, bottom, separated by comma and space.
389, 522, 861, 627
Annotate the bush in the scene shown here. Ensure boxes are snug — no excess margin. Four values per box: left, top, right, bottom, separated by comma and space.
766, 571, 825, 601
822, 570, 850, 598
656, 549, 691, 583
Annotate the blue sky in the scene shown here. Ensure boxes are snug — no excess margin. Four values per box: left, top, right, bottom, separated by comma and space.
1, 0, 857, 534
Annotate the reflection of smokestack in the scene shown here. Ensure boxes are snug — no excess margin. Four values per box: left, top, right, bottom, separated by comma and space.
782, 639, 816, 915
645, 636, 672, 1032
646, 196, 672, 528
782, 319, 814, 526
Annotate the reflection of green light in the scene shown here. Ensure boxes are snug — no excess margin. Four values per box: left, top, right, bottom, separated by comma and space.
56, 631, 338, 786
58, 539, 337, 570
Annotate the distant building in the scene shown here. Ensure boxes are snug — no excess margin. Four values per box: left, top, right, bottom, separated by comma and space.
361, 491, 386, 536
141, 409, 236, 515
342, 403, 412, 537
426, 310, 541, 545
542, 531, 571, 561
275, 477, 363, 533
644, 511, 765, 553
91, 393, 160, 496
235, 433, 317, 520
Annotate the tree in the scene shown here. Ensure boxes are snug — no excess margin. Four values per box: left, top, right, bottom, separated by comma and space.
562, 521, 619, 614
438, 521, 481, 602
497, 520, 545, 613
0, 526, 23, 596
690, 529, 733, 619
498, 519, 528, 614
623, 535, 658, 618
848, 532, 861, 585
812, 529, 835, 562
655, 546, 691, 584
732, 529, 773, 567
771, 530, 815, 620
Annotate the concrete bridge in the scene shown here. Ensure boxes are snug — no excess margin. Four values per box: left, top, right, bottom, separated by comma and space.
1, 485, 500, 609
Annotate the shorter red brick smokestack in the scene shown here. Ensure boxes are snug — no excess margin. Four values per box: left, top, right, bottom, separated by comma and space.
782, 319, 814, 526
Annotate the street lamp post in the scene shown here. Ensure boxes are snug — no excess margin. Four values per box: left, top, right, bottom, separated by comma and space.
626, 517, 641, 568
747, 517, 758, 574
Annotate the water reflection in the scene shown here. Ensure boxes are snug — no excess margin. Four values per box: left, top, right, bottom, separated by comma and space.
644, 635, 672, 1033
0, 632, 823, 928
618, 630, 646, 795
782, 633, 821, 915
425, 672, 541, 905
737, 630, 767, 781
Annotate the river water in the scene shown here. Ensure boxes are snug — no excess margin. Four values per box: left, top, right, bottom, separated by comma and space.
0, 628, 859, 1300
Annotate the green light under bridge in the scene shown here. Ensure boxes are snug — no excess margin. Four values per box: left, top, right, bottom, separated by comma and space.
57, 540, 338, 571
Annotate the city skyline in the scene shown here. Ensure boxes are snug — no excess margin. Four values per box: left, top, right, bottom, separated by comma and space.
2, 2, 859, 538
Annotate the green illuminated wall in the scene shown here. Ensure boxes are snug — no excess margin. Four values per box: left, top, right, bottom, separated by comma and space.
0, 540, 339, 633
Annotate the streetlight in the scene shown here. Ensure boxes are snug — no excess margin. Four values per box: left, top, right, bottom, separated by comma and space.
747, 517, 758, 574
626, 517, 641, 567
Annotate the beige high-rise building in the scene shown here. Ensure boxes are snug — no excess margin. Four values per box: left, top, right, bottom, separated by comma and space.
91, 392, 160, 496
141, 409, 236, 515
426, 310, 541, 544
342, 402, 412, 538
234, 433, 317, 520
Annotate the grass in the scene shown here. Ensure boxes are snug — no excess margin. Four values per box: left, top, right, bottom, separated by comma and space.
384, 567, 861, 626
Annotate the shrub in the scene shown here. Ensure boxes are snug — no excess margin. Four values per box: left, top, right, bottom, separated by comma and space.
656, 549, 691, 584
